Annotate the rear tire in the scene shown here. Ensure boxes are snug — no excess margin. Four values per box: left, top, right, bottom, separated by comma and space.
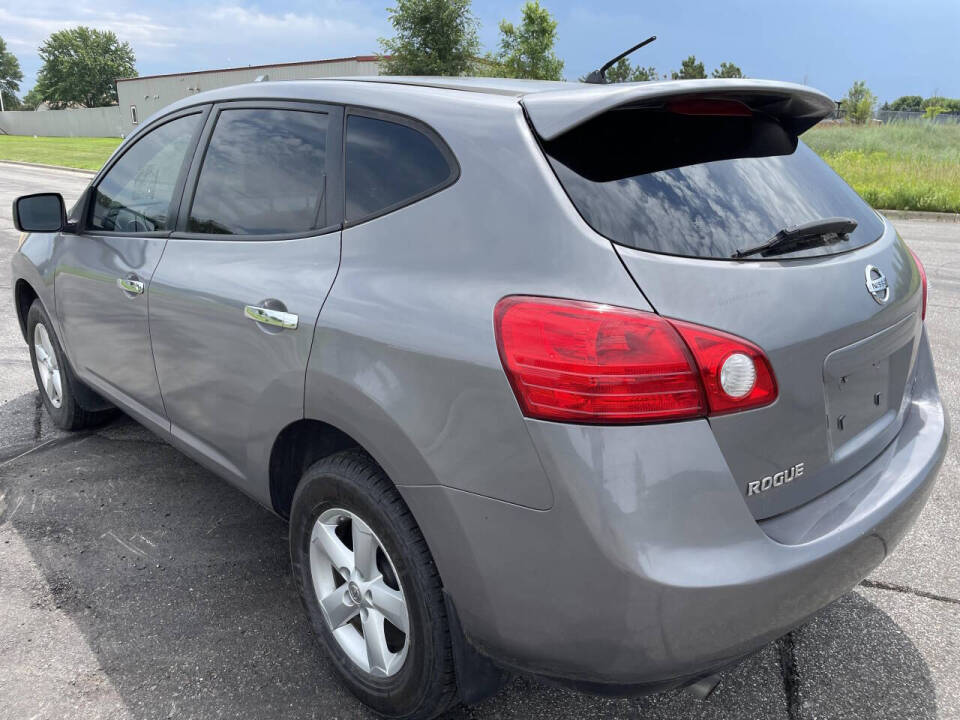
27, 300, 114, 431
290, 450, 458, 719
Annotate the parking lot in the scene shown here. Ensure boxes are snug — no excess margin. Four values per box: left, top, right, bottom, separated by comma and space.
0, 160, 957, 720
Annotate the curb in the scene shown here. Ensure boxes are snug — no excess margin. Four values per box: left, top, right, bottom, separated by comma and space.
879, 209, 960, 223
0, 160, 96, 176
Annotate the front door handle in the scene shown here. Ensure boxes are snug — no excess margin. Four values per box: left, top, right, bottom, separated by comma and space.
244, 305, 298, 330
116, 277, 144, 295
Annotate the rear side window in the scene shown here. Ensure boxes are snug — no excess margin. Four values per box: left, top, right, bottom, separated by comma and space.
188, 108, 328, 235
345, 114, 455, 223
544, 109, 884, 260
89, 113, 201, 232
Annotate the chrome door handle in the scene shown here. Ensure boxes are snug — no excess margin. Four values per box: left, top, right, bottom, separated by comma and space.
244, 305, 298, 330
117, 277, 144, 295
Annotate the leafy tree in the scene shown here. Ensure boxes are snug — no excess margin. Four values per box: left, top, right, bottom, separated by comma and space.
712, 61, 743, 79
21, 87, 44, 111
603, 57, 632, 83
0, 36, 23, 109
923, 96, 960, 113
840, 80, 876, 125
32, 27, 136, 108
603, 58, 658, 83
493, 1, 563, 80
924, 105, 947, 120
671, 55, 706, 80
889, 95, 923, 112
379, 0, 481, 76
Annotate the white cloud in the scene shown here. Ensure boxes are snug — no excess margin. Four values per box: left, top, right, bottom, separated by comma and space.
3, 1, 387, 90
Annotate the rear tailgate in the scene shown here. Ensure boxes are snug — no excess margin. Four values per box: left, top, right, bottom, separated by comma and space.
527, 80, 926, 518
616, 236, 922, 519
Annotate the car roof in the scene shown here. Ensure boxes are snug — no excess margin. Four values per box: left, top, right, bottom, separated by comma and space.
314, 76, 571, 96
149, 76, 834, 147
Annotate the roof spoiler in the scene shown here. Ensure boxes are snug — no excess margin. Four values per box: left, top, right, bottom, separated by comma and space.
521, 79, 835, 141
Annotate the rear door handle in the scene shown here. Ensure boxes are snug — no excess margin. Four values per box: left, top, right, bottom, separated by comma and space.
244, 305, 298, 330
116, 277, 144, 295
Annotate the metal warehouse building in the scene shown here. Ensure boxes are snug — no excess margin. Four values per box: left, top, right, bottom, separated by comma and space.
115, 55, 381, 136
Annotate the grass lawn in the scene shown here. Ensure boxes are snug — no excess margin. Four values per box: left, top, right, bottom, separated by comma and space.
802, 123, 960, 214
0, 135, 121, 171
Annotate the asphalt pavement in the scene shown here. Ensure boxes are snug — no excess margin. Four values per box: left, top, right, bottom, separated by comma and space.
0, 161, 958, 719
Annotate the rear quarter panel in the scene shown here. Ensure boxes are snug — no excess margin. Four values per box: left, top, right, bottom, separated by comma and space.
304, 91, 651, 509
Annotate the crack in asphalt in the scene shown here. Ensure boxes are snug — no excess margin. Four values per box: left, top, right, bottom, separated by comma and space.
777, 632, 803, 720
860, 578, 960, 606
33, 391, 42, 441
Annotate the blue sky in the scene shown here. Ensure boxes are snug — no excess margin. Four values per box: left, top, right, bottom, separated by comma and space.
4, 0, 959, 101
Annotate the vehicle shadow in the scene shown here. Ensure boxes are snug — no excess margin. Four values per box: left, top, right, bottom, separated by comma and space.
0, 396, 939, 720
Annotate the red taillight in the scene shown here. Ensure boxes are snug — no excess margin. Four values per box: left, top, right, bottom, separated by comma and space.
908, 247, 927, 321
669, 320, 778, 415
494, 296, 777, 424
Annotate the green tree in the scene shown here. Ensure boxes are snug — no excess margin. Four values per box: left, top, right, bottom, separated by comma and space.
21, 87, 44, 111
378, 0, 481, 76
493, 1, 564, 80
603, 58, 657, 83
712, 61, 743, 78
841, 80, 876, 125
889, 95, 923, 112
0, 36, 23, 109
671, 55, 706, 80
32, 27, 136, 108
923, 96, 960, 113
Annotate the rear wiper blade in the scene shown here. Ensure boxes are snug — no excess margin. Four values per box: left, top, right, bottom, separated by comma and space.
732, 217, 858, 259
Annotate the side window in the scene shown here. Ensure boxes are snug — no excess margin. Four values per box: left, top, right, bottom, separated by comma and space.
345, 114, 455, 223
89, 113, 201, 233
188, 108, 328, 235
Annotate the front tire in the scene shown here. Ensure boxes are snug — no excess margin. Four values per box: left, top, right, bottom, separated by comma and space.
27, 300, 112, 431
290, 450, 458, 719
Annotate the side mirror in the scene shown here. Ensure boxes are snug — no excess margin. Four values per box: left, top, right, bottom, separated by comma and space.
12, 193, 69, 233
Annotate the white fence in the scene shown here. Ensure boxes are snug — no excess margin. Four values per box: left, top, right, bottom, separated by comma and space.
0, 106, 124, 137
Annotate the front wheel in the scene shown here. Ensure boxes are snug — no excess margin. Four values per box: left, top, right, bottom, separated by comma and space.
27, 300, 113, 431
290, 450, 459, 719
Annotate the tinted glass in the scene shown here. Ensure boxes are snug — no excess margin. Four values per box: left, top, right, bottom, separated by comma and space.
545, 111, 884, 260
188, 109, 328, 235
345, 115, 453, 222
90, 113, 200, 232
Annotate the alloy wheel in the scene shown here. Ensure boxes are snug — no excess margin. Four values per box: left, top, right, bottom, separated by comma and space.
33, 323, 62, 409
310, 507, 410, 677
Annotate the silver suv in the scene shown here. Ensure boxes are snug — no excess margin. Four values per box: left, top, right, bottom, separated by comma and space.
11, 77, 948, 719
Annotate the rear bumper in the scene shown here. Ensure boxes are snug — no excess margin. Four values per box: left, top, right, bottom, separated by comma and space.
400, 331, 948, 690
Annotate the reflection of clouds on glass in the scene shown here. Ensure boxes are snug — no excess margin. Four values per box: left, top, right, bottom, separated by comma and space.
92, 114, 201, 231
554, 143, 883, 259
189, 109, 328, 235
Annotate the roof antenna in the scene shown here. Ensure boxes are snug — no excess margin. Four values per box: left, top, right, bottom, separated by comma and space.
584, 36, 657, 84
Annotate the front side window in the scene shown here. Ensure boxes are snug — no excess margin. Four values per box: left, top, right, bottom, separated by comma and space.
345, 114, 455, 223
89, 113, 201, 232
188, 108, 328, 235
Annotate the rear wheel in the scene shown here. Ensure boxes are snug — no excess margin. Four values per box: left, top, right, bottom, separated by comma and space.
290, 450, 458, 719
27, 300, 113, 431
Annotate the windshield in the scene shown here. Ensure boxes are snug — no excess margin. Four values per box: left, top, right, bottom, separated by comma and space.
543, 109, 884, 260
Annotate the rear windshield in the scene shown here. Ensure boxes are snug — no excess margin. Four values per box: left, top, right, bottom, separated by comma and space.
543, 109, 884, 260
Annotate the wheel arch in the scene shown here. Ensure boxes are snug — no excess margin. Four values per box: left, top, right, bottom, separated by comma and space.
15, 278, 40, 342
268, 418, 363, 519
